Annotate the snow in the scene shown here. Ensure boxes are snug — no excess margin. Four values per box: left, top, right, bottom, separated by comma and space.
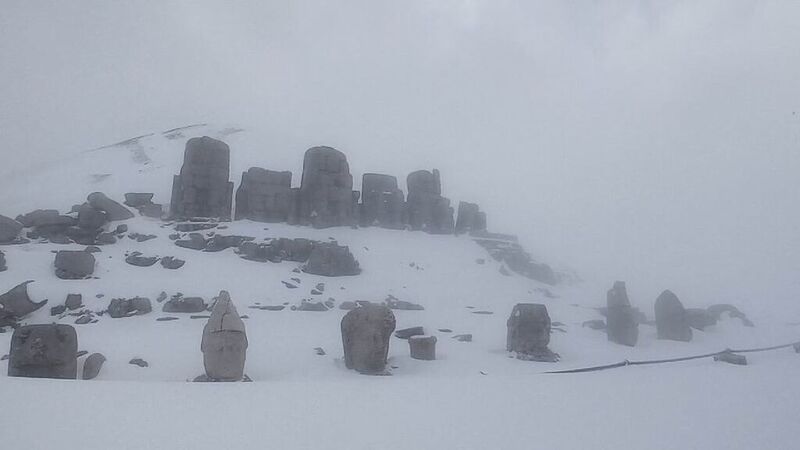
1, 126, 798, 449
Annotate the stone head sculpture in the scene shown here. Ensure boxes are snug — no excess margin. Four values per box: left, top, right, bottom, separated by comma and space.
506, 303, 551, 354
341, 304, 396, 374
201, 291, 248, 381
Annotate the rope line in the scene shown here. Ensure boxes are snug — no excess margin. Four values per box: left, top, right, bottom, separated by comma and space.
545, 339, 800, 374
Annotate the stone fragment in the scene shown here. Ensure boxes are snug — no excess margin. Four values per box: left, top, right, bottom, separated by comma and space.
303, 242, 360, 276
8, 324, 78, 379
160, 256, 185, 269
582, 319, 606, 330
0, 280, 48, 317
385, 296, 424, 311
686, 308, 718, 331
65, 294, 83, 311
74, 314, 92, 325
201, 291, 248, 381
654, 290, 693, 342
125, 252, 158, 267
50, 304, 66, 316
0, 214, 24, 243
714, 351, 747, 366
138, 203, 164, 218
409, 335, 437, 360
169, 136, 233, 220
124, 193, 154, 208
296, 146, 356, 228
341, 304, 396, 374
452, 334, 472, 342
163, 296, 207, 313
395, 326, 425, 340
235, 167, 293, 222
107, 297, 151, 318
82, 353, 106, 380
87, 192, 134, 221
204, 235, 253, 252
297, 301, 328, 311
54, 251, 95, 279
175, 233, 207, 250
606, 281, 639, 347
506, 303, 559, 362
474, 238, 557, 285
77, 204, 107, 230
0, 251, 5, 272
129, 358, 148, 368
128, 233, 157, 242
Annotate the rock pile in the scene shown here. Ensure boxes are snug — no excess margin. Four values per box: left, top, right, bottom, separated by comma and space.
474, 238, 557, 285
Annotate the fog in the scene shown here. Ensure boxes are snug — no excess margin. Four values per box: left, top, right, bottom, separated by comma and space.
1, 1, 798, 314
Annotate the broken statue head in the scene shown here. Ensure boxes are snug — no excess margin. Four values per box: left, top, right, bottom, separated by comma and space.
201, 291, 248, 381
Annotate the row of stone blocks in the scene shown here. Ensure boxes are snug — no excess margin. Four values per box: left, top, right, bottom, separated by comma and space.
169, 137, 487, 233
6, 296, 560, 380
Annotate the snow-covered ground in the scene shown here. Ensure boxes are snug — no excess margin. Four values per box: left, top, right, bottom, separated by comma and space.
1, 126, 798, 449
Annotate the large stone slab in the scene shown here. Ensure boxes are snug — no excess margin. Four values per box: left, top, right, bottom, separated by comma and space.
506, 303, 558, 361
606, 281, 639, 347
0, 214, 23, 243
54, 251, 95, 279
455, 201, 487, 234
201, 291, 248, 381
235, 167, 293, 222
8, 324, 78, 379
87, 192, 134, 221
406, 169, 454, 234
170, 136, 233, 220
341, 304, 396, 374
297, 146, 355, 228
655, 290, 693, 342
359, 173, 405, 229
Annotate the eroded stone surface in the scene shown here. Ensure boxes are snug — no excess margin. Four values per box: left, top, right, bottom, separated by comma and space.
0, 215, 23, 243
201, 291, 248, 381
360, 173, 405, 229
506, 303, 558, 362
169, 136, 233, 220
235, 168, 293, 222
82, 353, 106, 380
341, 304, 396, 374
409, 335, 437, 361
8, 324, 78, 379
606, 281, 639, 347
297, 146, 355, 228
655, 290, 693, 342
303, 242, 360, 277
87, 192, 134, 221
54, 251, 95, 279
406, 169, 454, 234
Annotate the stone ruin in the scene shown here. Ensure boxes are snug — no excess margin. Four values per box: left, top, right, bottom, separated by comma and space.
506, 303, 559, 362
235, 167, 293, 222
455, 201, 487, 235
295, 146, 356, 228
8, 324, 78, 379
200, 291, 248, 381
303, 242, 361, 277
606, 281, 639, 347
655, 290, 693, 342
341, 304, 396, 374
170, 136, 233, 220
359, 173, 405, 229
406, 169, 455, 234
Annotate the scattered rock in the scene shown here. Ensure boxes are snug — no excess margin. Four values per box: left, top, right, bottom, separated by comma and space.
303, 242, 361, 277
0, 215, 23, 243
314, 347, 326, 356
714, 351, 747, 366
0, 251, 5, 272
395, 326, 425, 340
128, 233, 157, 242
129, 358, 149, 368
341, 304, 396, 374
606, 281, 639, 347
472, 310, 493, 315
156, 291, 168, 303
8, 324, 78, 379
160, 256, 185, 270
385, 295, 424, 311
282, 281, 298, 289
655, 290, 692, 342
409, 335, 437, 361
175, 233, 207, 250
125, 252, 159, 267
157, 317, 179, 322
163, 296, 207, 313
297, 301, 328, 312
453, 334, 473, 342
76, 204, 108, 230
82, 353, 107, 380
438, 328, 452, 333
474, 238, 557, 285
84, 246, 101, 253
115, 224, 129, 234
87, 192, 134, 221
0, 280, 48, 317
310, 289, 322, 295
54, 250, 95, 279
249, 305, 285, 311
107, 297, 152, 318
50, 304, 66, 316
75, 315, 93, 325
65, 294, 83, 311
201, 291, 248, 381
506, 303, 559, 362
124, 193, 154, 208
582, 319, 606, 330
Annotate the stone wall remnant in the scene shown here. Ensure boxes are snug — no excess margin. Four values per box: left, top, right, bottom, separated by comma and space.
170, 136, 233, 220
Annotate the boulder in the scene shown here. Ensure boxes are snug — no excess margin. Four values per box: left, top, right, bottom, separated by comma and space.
406, 169, 454, 234
138, 203, 164, 218
87, 192, 134, 221
0, 215, 23, 243
654, 290, 693, 342
714, 351, 747, 366
163, 296, 207, 313
235, 167, 293, 222
124, 193, 154, 208
409, 335, 437, 360
686, 308, 718, 331
107, 297, 152, 318
605, 281, 639, 347
359, 173, 405, 229
455, 201, 487, 234
54, 251, 95, 279
506, 303, 558, 362
65, 294, 82, 311
0, 251, 6, 272
76, 204, 107, 230
296, 146, 355, 228
303, 242, 360, 277
395, 326, 425, 340
341, 304, 396, 374
82, 353, 106, 380
201, 291, 248, 381
0, 280, 48, 317
160, 256, 185, 270
169, 136, 234, 220
8, 324, 78, 379
125, 252, 159, 267
175, 233, 207, 250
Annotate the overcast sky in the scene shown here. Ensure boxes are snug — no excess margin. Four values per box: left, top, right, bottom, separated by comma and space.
1, 1, 798, 313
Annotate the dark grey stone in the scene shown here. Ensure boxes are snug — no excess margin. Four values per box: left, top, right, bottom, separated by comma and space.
129, 358, 148, 368
54, 251, 95, 279
0, 280, 48, 317
406, 169, 454, 234
385, 296, 424, 311
296, 146, 355, 228
65, 294, 82, 311
297, 301, 328, 312
506, 303, 559, 362
160, 256, 185, 269
453, 334, 473, 342
124, 193, 154, 208
606, 281, 639, 347
655, 290, 693, 342
95, 232, 117, 245
204, 235, 253, 252
8, 324, 78, 379
169, 136, 233, 220
474, 238, 557, 285
686, 308, 718, 331
125, 252, 158, 267
128, 233, 157, 242
82, 353, 106, 380
341, 304, 395, 374
395, 326, 425, 340
0, 251, 5, 272
107, 297, 151, 318
303, 242, 360, 277
409, 335, 437, 360
201, 291, 247, 381
138, 203, 164, 218
175, 233, 207, 250
714, 351, 747, 366
0, 215, 23, 243
455, 201, 487, 234
50, 304, 66, 316
359, 173, 405, 229
74, 314, 93, 325
77, 204, 108, 230
235, 167, 293, 222
582, 319, 606, 330
163, 296, 207, 313
87, 192, 134, 221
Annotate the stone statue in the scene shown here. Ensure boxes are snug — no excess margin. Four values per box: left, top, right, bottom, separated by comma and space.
606, 281, 639, 347
8, 324, 78, 379
170, 136, 234, 220
506, 303, 559, 362
297, 146, 355, 228
655, 290, 692, 342
341, 304, 396, 374
201, 291, 248, 381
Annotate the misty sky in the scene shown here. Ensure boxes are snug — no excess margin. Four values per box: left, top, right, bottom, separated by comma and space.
1, 1, 798, 314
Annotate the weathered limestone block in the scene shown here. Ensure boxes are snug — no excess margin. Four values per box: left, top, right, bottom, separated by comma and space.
655, 290, 693, 342
606, 281, 639, 347
406, 169, 454, 234
360, 173, 405, 229
303, 242, 360, 276
0, 280, 48, 317
170, 136, 233, 220
201, 291, 248, 381
54, 251, 95, 279
341, 304, 396, 374
82, 353, 106, 380
506, 303, 558, 361
455, 201, 487, 234
8, 324, 78, 379
87, 192, 134, 221
0, 214, 23, 243
235, 167, 293, 222
297, 146, 355, 228
409, 335, 437, 360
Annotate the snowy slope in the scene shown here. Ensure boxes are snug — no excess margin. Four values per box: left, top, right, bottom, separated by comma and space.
0, 127, 798, 450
